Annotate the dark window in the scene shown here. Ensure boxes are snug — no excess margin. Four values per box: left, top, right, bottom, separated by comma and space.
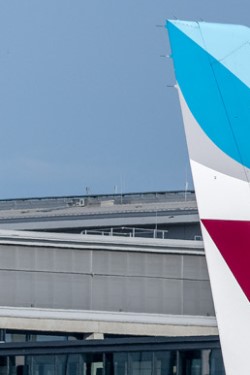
129, 352, 153, 375
154, 351, 177, 375
210, 349, 226, 375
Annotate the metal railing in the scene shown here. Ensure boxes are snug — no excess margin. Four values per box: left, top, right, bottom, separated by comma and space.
81, 226, 168, 239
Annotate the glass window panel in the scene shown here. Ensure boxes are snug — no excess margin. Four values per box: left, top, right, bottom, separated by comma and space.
32, 335, 67, 342
210, 349, 225, 375
84, 353, 103, 375
154, 351, 177, 375
55, 355, 67, 375
201, 350, 210, 375
66, 354, 85, 375
129, 352, 152, 375
0, 356, 7, 375
113, 353, 128, 375
5, 334, 26, 343
9, 356, 16, 375
16, 365, 28, 375
16, 356, 29, 375
179, 351, 202, 375
91, 362, 103, 375
30, 355, 56, 375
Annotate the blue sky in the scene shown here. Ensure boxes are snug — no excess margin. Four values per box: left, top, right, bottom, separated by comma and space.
0, 0, 248, 198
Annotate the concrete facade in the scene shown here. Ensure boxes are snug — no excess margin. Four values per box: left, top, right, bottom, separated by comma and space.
0, 229, 216, 336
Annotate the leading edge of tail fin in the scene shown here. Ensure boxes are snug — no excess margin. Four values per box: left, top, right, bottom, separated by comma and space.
167, 20, 250, 375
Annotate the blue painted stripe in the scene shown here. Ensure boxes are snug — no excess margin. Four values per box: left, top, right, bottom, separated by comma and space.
167, 21, 250, 169
167, 21, 250, 87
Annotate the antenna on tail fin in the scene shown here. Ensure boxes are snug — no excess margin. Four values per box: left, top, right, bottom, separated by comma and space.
167, 20, 250, 375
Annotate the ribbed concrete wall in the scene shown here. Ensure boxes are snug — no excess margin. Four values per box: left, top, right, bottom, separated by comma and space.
0, 231, 214, 317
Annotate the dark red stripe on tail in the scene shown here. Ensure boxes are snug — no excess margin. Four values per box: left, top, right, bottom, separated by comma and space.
202, 219, 250, 301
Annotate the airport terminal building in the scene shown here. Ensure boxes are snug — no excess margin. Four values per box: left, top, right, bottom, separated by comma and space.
0, 191, 225, 374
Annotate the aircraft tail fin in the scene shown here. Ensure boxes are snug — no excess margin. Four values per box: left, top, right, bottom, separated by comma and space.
167, 20, 250, 375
